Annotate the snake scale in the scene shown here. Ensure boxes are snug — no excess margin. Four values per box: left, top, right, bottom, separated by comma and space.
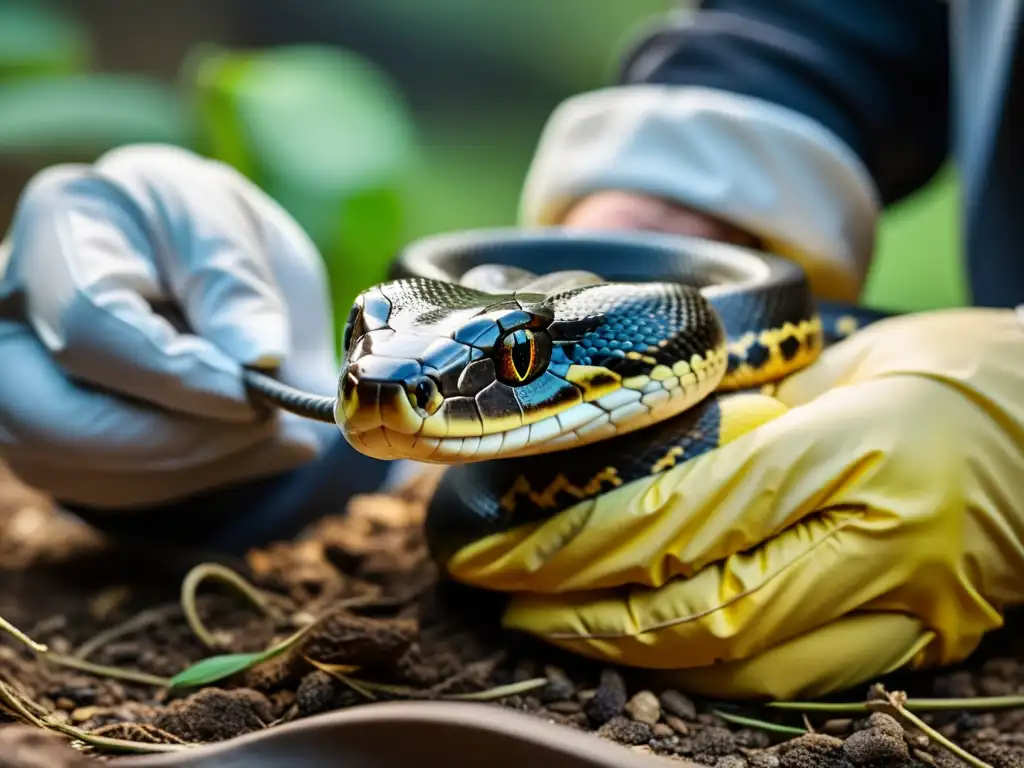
242, 228, 892, 567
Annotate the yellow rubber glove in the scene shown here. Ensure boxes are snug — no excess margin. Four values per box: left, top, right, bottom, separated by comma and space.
444, 307, 1024, 700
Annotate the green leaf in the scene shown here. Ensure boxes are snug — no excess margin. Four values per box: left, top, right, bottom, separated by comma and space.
168, 652, 269, 688
169, 623, 313, 688
0, 74, 193, 155
184, 43, 417, 325
0, 1, 91, 79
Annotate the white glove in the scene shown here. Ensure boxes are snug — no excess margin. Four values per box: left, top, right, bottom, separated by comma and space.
0, 144, 343, 509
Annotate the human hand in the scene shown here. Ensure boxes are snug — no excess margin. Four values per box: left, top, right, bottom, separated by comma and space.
442, 307, 1024, 699
562, 190, 762, 247
0, 145, 341, 509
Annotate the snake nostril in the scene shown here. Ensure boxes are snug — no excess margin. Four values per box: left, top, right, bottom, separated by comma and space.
339, 372, 356, 400
407, 376, 440, 416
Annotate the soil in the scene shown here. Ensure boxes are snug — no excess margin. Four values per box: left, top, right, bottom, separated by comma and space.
1, 463, 1024, 767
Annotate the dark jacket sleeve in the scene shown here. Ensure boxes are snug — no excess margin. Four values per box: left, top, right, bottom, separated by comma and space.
618, 0, 951, 206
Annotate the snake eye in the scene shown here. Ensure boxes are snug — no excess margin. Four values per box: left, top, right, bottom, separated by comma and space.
496, 328, 551, 385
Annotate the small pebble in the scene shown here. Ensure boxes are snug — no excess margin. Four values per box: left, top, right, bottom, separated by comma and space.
664, 715, 689, 735
691, 726, 736, 759
821, 718, 852, 735
597, 715, 652, 746
776, 733, 844, 768
747, 754, 781, 768
624, 690, 661, 725
537, 665, 576, 703
716, 756, 748, 768
697, 712, 723, 726
842, 712, 909, 765
652, 723, 674, 739
584, 669, 627, 727
659, 689, 697, 720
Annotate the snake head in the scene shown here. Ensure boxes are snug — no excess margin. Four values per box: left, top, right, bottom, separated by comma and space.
336, 278, 727, 464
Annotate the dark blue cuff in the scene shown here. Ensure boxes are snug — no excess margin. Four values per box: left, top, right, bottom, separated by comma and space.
61, 434, 391, 556
619, 0, 950, 206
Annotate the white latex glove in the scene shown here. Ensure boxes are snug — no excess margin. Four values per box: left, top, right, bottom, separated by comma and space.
0, 145, 342, 509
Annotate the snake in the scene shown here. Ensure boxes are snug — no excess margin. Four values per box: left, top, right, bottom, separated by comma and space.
241, 228, 892, 568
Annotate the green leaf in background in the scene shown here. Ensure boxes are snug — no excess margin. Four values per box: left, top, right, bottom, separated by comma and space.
0, 0, 91, 80
865, 166, 967, 312
0, 74, 194, 155
186, 43, 417, 335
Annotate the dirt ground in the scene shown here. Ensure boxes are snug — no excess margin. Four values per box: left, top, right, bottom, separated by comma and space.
1, 463, 1023, 768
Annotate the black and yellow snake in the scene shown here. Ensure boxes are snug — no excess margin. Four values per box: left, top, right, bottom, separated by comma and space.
243, 228, 891, 566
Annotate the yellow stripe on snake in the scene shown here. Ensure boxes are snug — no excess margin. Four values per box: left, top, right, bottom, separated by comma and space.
240, 228, 890, 569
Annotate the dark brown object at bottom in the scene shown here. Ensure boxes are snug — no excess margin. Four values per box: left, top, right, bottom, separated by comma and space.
111, 701, 694, 767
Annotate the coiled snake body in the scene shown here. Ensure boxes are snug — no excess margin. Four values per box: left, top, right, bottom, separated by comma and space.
243, 229, 890, 566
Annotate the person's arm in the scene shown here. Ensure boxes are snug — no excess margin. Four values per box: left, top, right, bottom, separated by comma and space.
520, 0, 950, 301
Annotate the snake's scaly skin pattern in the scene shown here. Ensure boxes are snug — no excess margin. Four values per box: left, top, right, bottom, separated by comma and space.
336, 278, 729, 464
242, 229, 892, 566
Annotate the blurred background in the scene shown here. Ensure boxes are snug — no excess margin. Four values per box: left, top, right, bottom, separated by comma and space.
0, 0, 965, 350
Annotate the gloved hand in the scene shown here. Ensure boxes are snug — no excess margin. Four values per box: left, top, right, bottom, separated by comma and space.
443, 303, 1024, 700
0, 145, 341, 510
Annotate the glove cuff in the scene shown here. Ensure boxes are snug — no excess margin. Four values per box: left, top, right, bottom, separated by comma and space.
519, 85, 881, 302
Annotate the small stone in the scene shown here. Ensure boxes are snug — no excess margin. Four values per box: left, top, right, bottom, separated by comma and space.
748, 754, 781, 768
625, 690, 661, 725
70, 707, 100, 723
842, 712, 909, 766
584, 669, 627, 727
597, 715, 652, 746
821, 718, 853, 735
776, 733, 845, 768
536, 665, 576, 703
691, 726, 736, 759
546, 700, 582, 715
664, 714, 689, 735
716, 757, 748, 768
653, 723, 675, 739
295, 671, 337, 717
659, 689, 697, 720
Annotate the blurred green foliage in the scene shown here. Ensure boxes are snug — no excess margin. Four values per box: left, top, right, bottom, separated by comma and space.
0, 0, 89, 78
188, 44, 416, 314
0, 2, 192, 155
0, 0, 966, 336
